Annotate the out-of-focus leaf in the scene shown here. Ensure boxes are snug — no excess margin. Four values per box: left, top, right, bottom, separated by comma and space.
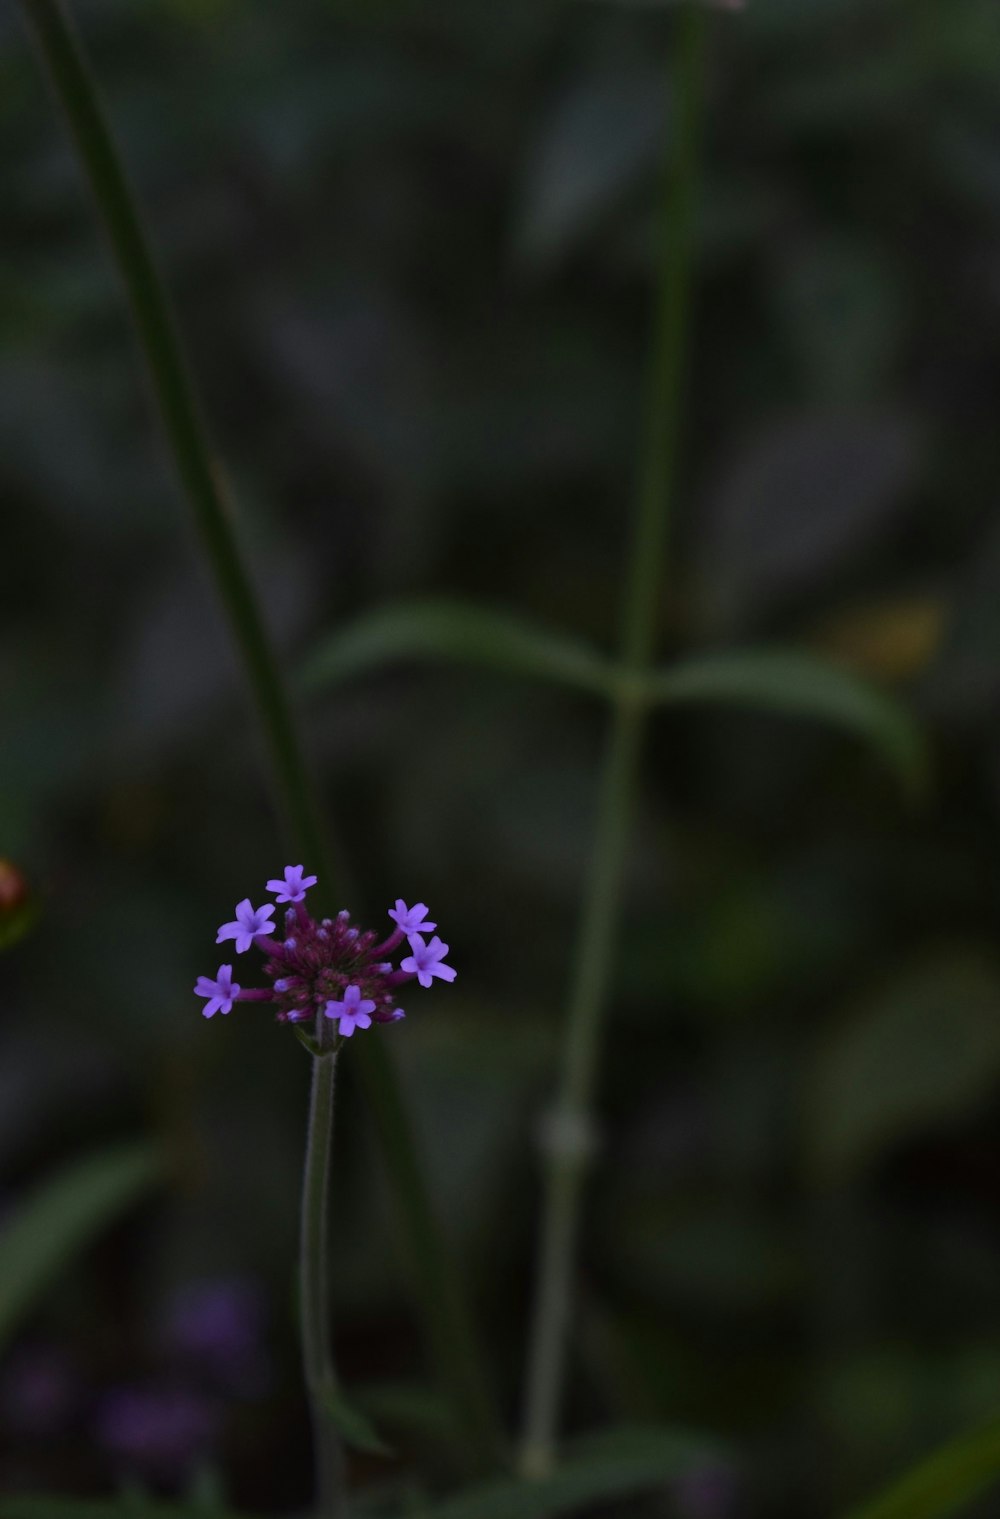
821, 1345, 1000, 1481
0, 1142, 161, 1356
842, 1415, 1000, 1519
515, 58, 665, 267
923, 524, 1000, 720
696, 412, 920, 629
422, 1425, 725, 1518
322, 1385, 394, 1456
356, 1380, 455, 1445
773, 241, 904, 403
648, 648, 928, 798
302, 599, 619, 699
184, 1467, 228, 1514
804, 953, 1000, 1183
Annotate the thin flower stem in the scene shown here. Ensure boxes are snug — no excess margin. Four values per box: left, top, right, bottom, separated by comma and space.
518, 6, 708, 1478
300, 1038, 349, 1519
18, 0, 502, 1477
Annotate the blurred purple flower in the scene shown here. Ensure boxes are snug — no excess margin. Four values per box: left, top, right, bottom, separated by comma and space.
162, 1278, 268, 1395
95, 1383, 219, 1480
0, 1343, 78, 1437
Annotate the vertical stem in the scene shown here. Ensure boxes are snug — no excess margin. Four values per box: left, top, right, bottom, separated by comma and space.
300, 1041, 348, 1518
18, 0, 502, 1476
18, 0, 325, 867
518, 6, 708, 1478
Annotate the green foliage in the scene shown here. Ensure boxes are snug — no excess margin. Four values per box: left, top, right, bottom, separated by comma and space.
323, 1383, 394, 1457
0, 1142, 161, 1357
0, 897, 38, 953
803, 953, 1000, 1183
420, 1426, 725, 1518
649, 648, 928, 798
4, 0, 1000, 1509
302, 599, 620, 700
306, 602, 927, 797
842, 1415, 1000, 1519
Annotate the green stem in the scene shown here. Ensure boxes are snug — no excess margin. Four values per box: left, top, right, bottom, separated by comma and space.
19, 0, 502, 1476
518, 6, 708, 1479
300, 1040, 348, 1518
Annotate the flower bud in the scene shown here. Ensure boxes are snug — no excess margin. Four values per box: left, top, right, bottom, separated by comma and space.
0, 859, 28, 915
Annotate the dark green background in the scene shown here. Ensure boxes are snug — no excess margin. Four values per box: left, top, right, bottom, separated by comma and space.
4, 0, 1000, 1513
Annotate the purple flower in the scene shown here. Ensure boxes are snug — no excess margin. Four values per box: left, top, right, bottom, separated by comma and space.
266, 864, 318, 904
194, 964, 240, 1018
196, 873, 440, 1030
324, 984, 376, 1037
401, 933, 456, 988
95, 1383, 219, 1479
163, 1278, 268, 1396
215, 898, 275, 954
388, 898, 437, 935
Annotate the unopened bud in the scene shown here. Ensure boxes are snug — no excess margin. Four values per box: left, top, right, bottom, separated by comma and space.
0, 859, 28, 915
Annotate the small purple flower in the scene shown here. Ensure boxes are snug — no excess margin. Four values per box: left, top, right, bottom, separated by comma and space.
324, 984, 376, 1037
401, 933, 456, 988
388, 898, 437, 935
266, 865, 318, 904
215, 899, 275, 954
196, 871, 450, 1030
194, 964, 240, 1018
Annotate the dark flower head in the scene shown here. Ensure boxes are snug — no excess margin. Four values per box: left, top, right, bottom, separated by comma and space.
194, 876, 455, 1038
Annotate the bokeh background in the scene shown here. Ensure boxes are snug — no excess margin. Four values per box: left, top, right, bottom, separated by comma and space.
4, 0, 1000, 1513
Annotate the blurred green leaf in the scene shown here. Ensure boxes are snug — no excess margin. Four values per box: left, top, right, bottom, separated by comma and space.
696, 413, 919, 630
302, 599, 619, 699
0, 900, 38, 954
356, 1379, 455, 1445
323, 1384, 394, 1457
183, 1467, 229, 1514
842, 1415, 1000, 1519
515, 56, 664, 267
421, 1425, 724, 1518
648, 648, 928, 797
305, 606, 926, 797
772, 240, 904, 403
804, 953, 1000, 1183
0, 1141, 161, 1356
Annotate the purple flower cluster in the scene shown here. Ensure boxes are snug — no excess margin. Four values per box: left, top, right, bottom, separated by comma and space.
194, 869, 456, 1037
